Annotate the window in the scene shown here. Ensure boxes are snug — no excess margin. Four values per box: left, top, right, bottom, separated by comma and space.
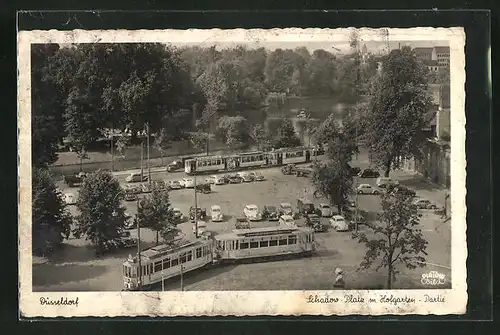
196, 247, 202, 258
279, 238, 287, 246
180, 252, 187, 263
269, 240, 278, 247
235, 240, 239, 249
187, 251, 193, 262
288, 235, 297, 245
171, 258, 179, 267
240, 242, 249, 249
250, 241, 259, 248
154, 261, 162, 272
164, 258, 171, 269
259, 240, 269, 248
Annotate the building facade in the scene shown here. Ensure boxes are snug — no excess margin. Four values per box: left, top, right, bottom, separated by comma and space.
414, 46, 450, 69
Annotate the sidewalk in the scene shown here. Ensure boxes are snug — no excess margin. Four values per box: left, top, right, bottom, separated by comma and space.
391, 169, 449, 207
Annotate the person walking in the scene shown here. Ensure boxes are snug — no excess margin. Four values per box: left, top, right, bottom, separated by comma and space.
333, 268, 345, 289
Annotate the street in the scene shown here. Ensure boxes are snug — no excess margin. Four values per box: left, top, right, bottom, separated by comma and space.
34, 150, 451, 291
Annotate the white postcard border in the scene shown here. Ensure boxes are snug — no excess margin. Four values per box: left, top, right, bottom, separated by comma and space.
18, 27, 467, 317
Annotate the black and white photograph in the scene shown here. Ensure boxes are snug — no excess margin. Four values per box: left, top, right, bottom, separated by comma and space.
18, 28, 466, 316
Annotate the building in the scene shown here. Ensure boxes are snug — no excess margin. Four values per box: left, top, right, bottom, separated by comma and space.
424, 59, 439, 72
434, 46, 450, 68
413, 46, 450, 69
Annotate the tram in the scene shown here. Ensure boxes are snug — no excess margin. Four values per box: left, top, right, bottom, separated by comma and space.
122, 239, 214, 291
122, 226, 316, 290
213, 226, 315, 261
183, 146, 318, 175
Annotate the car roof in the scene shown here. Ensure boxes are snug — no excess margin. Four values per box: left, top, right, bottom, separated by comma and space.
211, 205, 221, 209
246, 204, 258, 208
359, 183, 372, 187
332, 215, 345, 219
320, 203, 330, 207
281, 215, 293, 220
280, 202, 292, 206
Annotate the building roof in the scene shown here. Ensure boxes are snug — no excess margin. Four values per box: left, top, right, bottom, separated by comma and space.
414, 47, 434, 53
434, 46, 450, 53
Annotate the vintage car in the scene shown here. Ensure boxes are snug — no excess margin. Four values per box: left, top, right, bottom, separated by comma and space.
206, 175, 226, 185
125, 172, 148, 183
297, 199, 320, 217
211, 205, 224, 222
376, 177, 399, 188
243, 204, 262, 221
279, 215, 296, 227
228, 174, 243, 184
357, 184, 380, 195
386, 185, 416, 197
192, 221, 207, 238
167, 180, 183, 190
234, 216, 251, 229
124, 191, 138, 202
140, 183, 152, 193
318, 203, 333, 217
180, 177, 195, 188
166, 160, 183, 172
278, 202, 294, 216
330, 215, 349, 232
63, 173, 86, 187
253, 172, 266, 181
305, 214, 328, 232
238, 172, 255, 182
172, 208, 184, 224
195, 183, 212, 194
64, 193, 77, 205
413, 198, 437, 209
189, 206, 207, 221
263, 205, 280, 221
358, 169, 380, 178
281, 164, 297, 175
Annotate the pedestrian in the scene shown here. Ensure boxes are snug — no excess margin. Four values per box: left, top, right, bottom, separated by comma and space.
333, 267, 345, 289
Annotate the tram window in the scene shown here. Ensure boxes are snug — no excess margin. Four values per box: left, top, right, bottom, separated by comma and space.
240, 242, 249, 249
250, 242, 259, 249
187, 251, 193, 262
278, 238, 287, 246
269, 240, 278, 247
180, 252, 187, 263
154, 261, 162, 272
288, 235, 297, 245
171, 258, 179, 267
164, 258, 171, 269
235, 240, 239, 249
149, 264, 153, 274
259, 240, 269, 248
196, 247, 202, 258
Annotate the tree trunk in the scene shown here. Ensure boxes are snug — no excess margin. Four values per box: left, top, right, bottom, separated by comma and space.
160, 151, 164, 166
156, 231, 159, 246
387, 265, 392, 289
79, 156, 83, 172
384, 159, 392, 177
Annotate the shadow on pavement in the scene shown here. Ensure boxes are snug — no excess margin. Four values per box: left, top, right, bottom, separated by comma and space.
397, 174, 442, 192
160, 263, 239, 291
32, 263, 108, 287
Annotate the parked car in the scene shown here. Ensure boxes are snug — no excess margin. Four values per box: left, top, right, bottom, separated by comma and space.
348, 166, 362, 176
318, 203, 333, 217
413, 199, 437, 209
330, 215, 349, 232
172, 208, 184, 224
166, 160, 183, 172
228, 174, 243, 184
124, 191, 138, 202
192, 220, 207, 238
305, 214, 327, 232
279, 215, 296, 227
253, 172, 266, 181
278, 202, 294, 216
64, 193, 77, 205
238, 172, 254, 182
297, 109, 307, 118
263, 205, 280, 221
63, 173, 86, 187
211, 205, 224, 222
358, 169, 380, 178
180, 177, 195, 188
376, 177, 399, 188
167, 180, 183, 190
206, 175, 226, 185
189, 206, 207, 220
125, 172, 148, 183
234, 216, 250, 229
281, 164, 297, 175
357, 184, 380, 195
386, 185, 416, 197
140, 183, 152, 193
152, 180, 166, 190
297, 199, 320, 216
195, 183, 211, 194
243, 204, 262, 221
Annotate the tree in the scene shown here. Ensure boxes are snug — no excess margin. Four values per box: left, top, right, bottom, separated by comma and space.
136, 186, 177, 245
215, 116, 250, 147
273, 118, 301, 149
363, 46, 434, 177
115, 134, 130, 158
32, 168, 72, 256
153, 129, 172, 165
353, 191, 428, 289
249, 124, 269, 150
73, 170, 128, 251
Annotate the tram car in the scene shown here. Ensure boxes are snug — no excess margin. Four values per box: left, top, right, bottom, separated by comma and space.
185, 155, 226, 175
122, 239, 214, 291
213, 226, 315, 262
237, 151, 267, 169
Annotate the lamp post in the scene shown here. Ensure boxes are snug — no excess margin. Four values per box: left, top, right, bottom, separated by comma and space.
146, 122, 151, 186
194, 174, 198, 238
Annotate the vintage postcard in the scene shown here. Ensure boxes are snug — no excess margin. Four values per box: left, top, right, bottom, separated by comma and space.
18, 27, 466, 317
